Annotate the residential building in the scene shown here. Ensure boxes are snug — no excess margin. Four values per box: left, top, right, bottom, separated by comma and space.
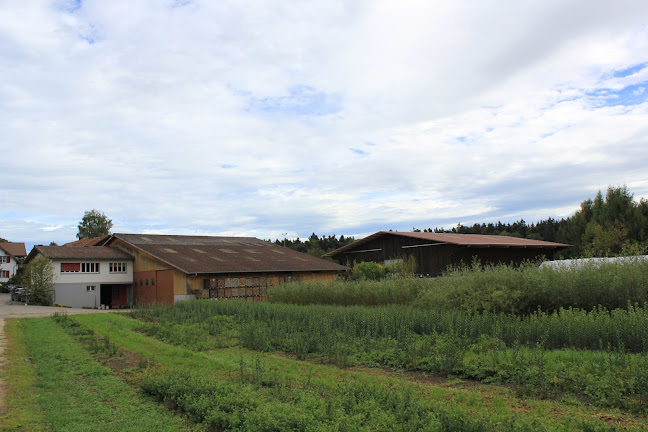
0, 242, 27, 283
25, 246, 134, 308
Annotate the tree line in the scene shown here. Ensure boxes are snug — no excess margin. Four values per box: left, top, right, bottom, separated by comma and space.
414, 185, 648, 258
276, 186, 648, 259
268, 233, 355, 257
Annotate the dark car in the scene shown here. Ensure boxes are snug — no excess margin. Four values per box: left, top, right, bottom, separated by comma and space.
1, 283, 13, 293
10, 286, 26, 302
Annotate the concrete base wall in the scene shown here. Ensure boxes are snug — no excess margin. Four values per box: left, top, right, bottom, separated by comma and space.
53, 283, 101, 309
174, 294, 196, 302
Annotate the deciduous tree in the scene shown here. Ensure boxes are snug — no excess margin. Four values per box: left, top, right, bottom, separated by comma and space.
77, 209, 113, 239
25, 255, 55, 305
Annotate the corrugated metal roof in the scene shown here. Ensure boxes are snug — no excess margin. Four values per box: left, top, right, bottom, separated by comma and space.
29, 245, 133, 261
324, 231, 571, 257
0, 242, 27, 257
110, 233, 349, 274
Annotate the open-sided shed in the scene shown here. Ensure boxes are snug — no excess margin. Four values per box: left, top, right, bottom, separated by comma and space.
323, 231, 570, 276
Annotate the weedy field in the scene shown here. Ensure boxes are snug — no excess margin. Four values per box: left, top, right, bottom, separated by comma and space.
2, 260, 648, 431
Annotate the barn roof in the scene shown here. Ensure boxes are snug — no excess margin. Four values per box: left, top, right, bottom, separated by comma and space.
109, 233, 348, 275
26, 245, 133, 262
323, 231, 571, 257
0, 242, 27, 257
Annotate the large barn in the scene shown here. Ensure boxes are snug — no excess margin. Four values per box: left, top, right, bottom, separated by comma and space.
323, 231, 570, 276
106, 233, 348, 305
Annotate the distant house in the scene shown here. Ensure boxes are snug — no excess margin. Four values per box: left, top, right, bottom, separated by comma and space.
105, 233, 349, 305
0, 242, 27, 283
25, 246, 134, 309
323, 231, 570, 276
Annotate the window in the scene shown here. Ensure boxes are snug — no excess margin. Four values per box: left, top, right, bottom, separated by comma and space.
61, 263, 81, 272
109, 263, 127, 273
61, 263, 100, 273
81, 263, 100, 273
86, 286, 96, 292
1, 270, 9, 278
0, 256, 9, 263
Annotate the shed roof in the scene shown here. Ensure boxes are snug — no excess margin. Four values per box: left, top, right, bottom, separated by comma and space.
0, 242, 27, 257
324, 231, 571, 257
109, 233, 348, 274
27, 245, 133, 262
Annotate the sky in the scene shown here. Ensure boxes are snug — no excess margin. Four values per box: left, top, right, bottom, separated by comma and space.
2, 0, 648, 251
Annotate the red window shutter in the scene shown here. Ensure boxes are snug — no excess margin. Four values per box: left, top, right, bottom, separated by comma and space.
61, 263, 81, 271
6, 257, 9, 263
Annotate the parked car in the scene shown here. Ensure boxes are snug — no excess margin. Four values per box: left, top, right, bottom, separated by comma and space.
0, 283, 13, 293
10, 286, 26, 302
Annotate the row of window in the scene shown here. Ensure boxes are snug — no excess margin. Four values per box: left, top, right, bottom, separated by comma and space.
0, 256, 10, 263
109, 263, 127, 273
134, 278, 155, 286
1, 270, 10, 278
61, 262, 128, 274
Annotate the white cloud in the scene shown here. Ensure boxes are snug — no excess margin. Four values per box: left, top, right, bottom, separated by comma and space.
2, 0, 648, 250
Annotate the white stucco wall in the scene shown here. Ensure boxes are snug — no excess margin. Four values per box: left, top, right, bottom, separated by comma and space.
0, 250, 19, 282
54, 260, 133, 284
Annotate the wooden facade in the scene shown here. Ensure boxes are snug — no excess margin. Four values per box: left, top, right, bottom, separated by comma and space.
197, 271, 339, 301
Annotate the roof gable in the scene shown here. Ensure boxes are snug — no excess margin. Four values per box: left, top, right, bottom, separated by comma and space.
0, 242, 27, 257
63, 235, 111, 247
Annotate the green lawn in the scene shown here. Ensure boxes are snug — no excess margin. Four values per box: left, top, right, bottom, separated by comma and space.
1, 317, 196, 432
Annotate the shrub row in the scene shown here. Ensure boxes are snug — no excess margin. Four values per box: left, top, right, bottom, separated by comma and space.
415, 259, 648, 314
267, 259, 648, 314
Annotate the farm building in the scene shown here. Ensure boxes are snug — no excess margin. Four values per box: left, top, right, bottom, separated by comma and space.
105, 233, 348, 305
25, 245, 134, 309
323, 231, 570, 276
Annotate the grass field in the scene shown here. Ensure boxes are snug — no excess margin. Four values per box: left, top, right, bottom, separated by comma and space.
2, 307, 648, 431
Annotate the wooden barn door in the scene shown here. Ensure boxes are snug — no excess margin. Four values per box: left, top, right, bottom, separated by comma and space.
155, 269, 174, 305
134, 270, 175, 306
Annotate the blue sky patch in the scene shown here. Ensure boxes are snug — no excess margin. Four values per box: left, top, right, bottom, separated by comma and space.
247, 85, 342, 117
350, 148, 366, 156
588, 81, 648, 107
612, 63, 647, 78
60, 0, 82, 13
